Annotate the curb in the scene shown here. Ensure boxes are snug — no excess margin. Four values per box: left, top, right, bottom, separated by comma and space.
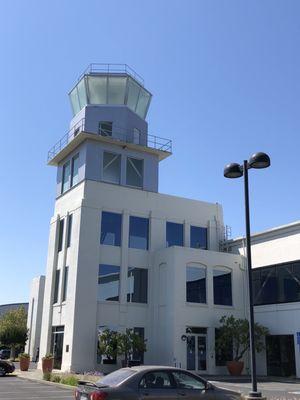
16, 374, 75, 391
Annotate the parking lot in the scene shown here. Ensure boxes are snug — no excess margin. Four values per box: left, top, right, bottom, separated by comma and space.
0, 376, 74, 400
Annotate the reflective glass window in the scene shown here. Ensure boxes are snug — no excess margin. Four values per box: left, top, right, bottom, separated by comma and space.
136, 88, 151, 119
129, 216, 149, 250
126, 157, 143, 188
107, 76, 127, 104
53, 270, 60, 304
127, 267, 148, 303
99, 121, 112, 136
186, 265, 206, 303
58, 219, 64, 252
213, 269, 232, 306
190, 226, 208, 249
126, 78, 140, 112
103, 152, 121, 184
166, 222, 183, 247
87, 75, 107, 104
62, 160, 71, 193
100, 211, 122, 246
71, 153, 79, 186
62, 266, 69, 302
133, 327, 145, 363
139, 371, 174, 389
98, 264, 120, 301
69, 87, 80, 115
260, 267, 278, 304
77, 77, 87, 109
172, 371, 205, 390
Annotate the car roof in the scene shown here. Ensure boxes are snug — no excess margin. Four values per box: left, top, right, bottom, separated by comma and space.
129, 365, 190, 372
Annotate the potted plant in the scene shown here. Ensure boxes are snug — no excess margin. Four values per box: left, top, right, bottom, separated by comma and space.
42, 353, 54, 373
98, 329, 119, 365
118, 329, 147, 368
215, 315, 269, 376
19, 353, 30, 371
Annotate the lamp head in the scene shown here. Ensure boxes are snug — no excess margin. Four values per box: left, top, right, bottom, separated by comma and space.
248, 152, 271, 169
224, 163, 243, 179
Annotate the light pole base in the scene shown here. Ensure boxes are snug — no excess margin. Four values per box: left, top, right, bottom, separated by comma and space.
243, 393, 266, 400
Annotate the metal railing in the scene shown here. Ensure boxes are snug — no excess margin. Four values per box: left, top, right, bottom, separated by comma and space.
47, 118, 172, 162
77, 63, 145, 86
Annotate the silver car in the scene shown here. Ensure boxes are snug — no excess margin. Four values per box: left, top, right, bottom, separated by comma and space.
75, 365, 242, 400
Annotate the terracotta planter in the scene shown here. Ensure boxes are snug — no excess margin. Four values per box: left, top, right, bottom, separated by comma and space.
20, 357, 30, 371
42, 358, 54, 373
227, 361, 244, 376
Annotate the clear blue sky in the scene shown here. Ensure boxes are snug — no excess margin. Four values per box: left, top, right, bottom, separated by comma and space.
1, 0, 300, 304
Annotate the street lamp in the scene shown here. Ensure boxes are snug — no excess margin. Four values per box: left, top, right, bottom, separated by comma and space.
224, 152, 270, 399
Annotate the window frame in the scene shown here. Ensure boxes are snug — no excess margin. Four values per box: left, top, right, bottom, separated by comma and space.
171, 370, 206, 390
102, 151, 121, 185
126, 156, 144, 188
67, 214, 73, 248
190, 225, 208, 250
129, 215, 149, 250
213, 266, 233, 306
57, 219, 64, 252
98, 264, 121, 302
166, 221, 184, 247
62, 266, 69, 302
70, 153, 79, 187
186, 264, 207, 304
61, 160, 71, 194
100, 211, 122, 247
138, 370, 176, 389
127, 267, 148, 304
99, 121, 113, 136
53, 270, 61, 304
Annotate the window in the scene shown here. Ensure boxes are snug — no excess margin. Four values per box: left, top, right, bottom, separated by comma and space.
133, 327, 145, 363
100, 211, 122, 246
213, 268, 232, 306
99, 121, 112, 136
126, 157, 143, 188
53, 270, 60, 304
186, 265, 206, 303
127, 267, 148, 303
215, 328, 233, 366
103, 152, 121, 184
98, 264, 120, 301
190, 226, 207, 249
62, 267, 69, 302
67, 214, 73, 248
139, 371, 174, 389
58, 219, 64, 252
171, 371, 205, 390
166, 222, 183, 247
129, 216, 149, 250
71, 154, 79, 186
62, 160, 71, 193
133, 128, 140, 144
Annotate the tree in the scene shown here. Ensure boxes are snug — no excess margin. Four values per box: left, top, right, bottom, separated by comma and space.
118, 329, 147, 366
98, 329, 119, 362
0, 307, 28, 359
215, 315, 269, 362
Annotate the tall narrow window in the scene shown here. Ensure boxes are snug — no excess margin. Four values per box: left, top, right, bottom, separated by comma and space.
98, 264, 120, 301
62, 267, 69, 302
99, 121, 112, 136
53, 270, 60, 304
58, 219, 64, 252
67, 214, 73, 248
71, 153, 79, 186
126, 157, 143, 188
166, 222, 183, 247
186, 265, 206, 303
127, 267, 148, 303
190, 226, 208, 249
103, 152, 121, 184
100, 211, 122, 246
133, 128, 140, 144
213, 268, 232, 306
133, 327, 145, 363
62, 160, 71, 193
129, 216, 149, 250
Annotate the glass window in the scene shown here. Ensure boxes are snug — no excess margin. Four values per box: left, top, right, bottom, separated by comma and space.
58, 219, 64, 252
133, 327, 145, 363
98, 368, 135, 386
62, 160, 71, 193
139, 371, 174, 389
126, 157, 143, 188
53, 270, 60, 304
77, 77, 87, 109
133, 128, 140, 144
190, 226, 207, 249
171, 371, 205, 390
62, 266, 69, 302
166, 222, 183, 247
69, 86, 80, 115
186, 265, 206, 303
135, 88, 151, 119
107, 76, 127, 104
99, 121, 112, 136
71, 154, 79, 186
103, 152, 121, 184
127, 267, 148, 303
100, 211, 122, 246
213, 268, 232, 306
87, 75, 107, 104
67, 214, 73, 248
98, 264, 120, 301
129, 216, 149, 250
215, 328, 233, 366
260, 267, 278, 304
126, 77, 140, 112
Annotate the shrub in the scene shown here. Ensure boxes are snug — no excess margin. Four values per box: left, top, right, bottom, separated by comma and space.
42, 353, 53, 360
43, 371, 52, 381
60, 375, 79, 386
19, 353, 30, 359
51, 374, 61, 383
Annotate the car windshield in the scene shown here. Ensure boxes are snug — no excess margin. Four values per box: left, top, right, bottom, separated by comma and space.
97, 369, 136, 387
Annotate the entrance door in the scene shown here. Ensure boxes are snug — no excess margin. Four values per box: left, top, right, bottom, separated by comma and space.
266, 335, 296, 377
186, 334, 207, 372
51, 326, 64, 370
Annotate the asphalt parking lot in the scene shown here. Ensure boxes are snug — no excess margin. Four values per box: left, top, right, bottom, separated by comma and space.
0, 376, 74, 400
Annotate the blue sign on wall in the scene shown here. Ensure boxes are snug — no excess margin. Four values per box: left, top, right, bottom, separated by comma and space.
297, 332, 300, 345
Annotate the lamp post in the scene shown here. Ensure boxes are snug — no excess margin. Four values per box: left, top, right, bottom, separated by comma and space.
224, 152, 270, 398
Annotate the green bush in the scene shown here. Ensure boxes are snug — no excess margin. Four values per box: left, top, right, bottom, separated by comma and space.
43, 371, 52, 381
51, 374, 61, 383
60, 376, 79, 386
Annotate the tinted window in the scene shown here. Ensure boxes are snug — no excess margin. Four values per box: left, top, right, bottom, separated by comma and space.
139, 371, 173, 388
172, 371, 205, 390
53, 270, 60, 304
129, 216, 149, 250
98, 368, 135, 386
99, 121, 112, 136
100, 211, 122, 246
58, 219, 64, 252
62, 266, 69, 302
213, 269, 232, 306
190, 226, 207, 249
127, 267, 148, 303
71, 154, 79, 186
133, 327, 145, 363
166, 222, 183, 247
126, 157, 143, 188
62, 161, 71, 193
67, 214, 72, 248
98, 264, 120, 301
103, 152, 121, 184
186, 266, 206, 303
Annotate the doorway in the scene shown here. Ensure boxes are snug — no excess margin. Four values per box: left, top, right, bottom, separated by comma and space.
266, 335, 296, 377
186, 327, 207, 372
50, 326, 65, 370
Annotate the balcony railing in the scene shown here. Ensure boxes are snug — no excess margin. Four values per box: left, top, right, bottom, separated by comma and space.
47, 118, 172, 162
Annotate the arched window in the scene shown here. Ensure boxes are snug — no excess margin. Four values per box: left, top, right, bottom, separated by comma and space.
186, 263, 207, 304
213, 266, 232, 306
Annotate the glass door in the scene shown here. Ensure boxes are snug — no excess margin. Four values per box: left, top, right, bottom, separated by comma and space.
186, 333, 207, 372
51, 326, 64, 370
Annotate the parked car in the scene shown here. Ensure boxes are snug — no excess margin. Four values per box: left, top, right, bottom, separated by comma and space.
0, 349, 10, 360
0, 360, 15, 377
75, 365, 242, 400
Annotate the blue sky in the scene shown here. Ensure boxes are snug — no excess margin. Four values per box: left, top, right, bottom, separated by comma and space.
1, 0, 300, 304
